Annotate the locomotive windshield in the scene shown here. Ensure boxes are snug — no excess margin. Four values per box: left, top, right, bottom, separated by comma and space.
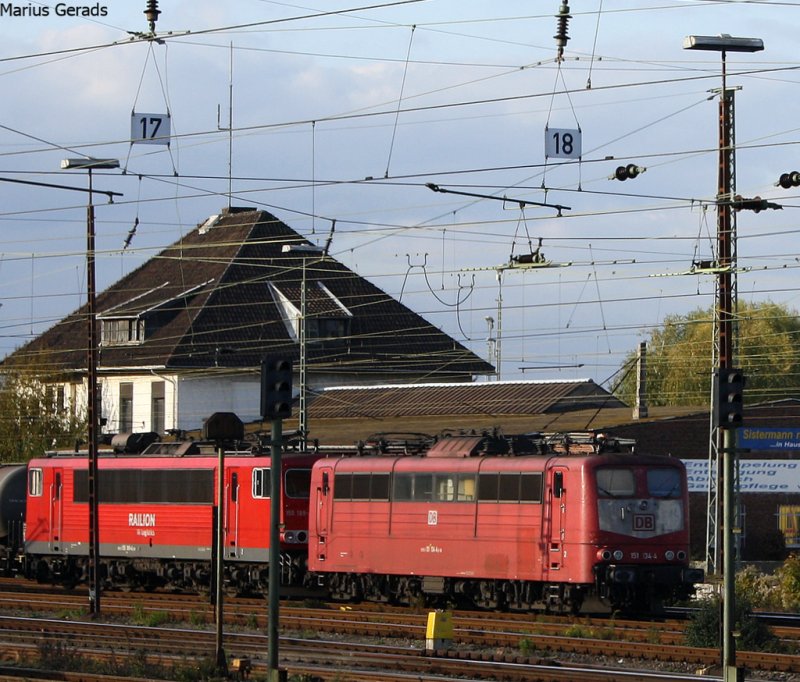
596, 466, 682, 499
647, 468, 681, 498
596, 468, 635, 498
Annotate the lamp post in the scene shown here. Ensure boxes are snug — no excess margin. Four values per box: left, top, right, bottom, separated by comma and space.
683, 35, 763, 682
60, 157, 120, 616
281, 244, 324, 450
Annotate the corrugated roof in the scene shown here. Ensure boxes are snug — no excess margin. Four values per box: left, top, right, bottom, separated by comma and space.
308, 379, 626, 419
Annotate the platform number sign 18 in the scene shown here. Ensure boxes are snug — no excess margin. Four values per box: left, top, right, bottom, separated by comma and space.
545, 126, 581, 160
131, 112, 171, 146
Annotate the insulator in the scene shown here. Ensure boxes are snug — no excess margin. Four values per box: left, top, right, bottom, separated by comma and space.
612, 164, 645, 181
554, 2, 571, 62
778, 171, 800, 189
144, 0, 160, 33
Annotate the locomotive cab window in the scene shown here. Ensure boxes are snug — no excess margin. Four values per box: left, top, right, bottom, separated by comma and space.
252, 468, 271, 499
596, 468, 635, 498
285, 469, 312, 499
28, 468, 42, 497
647, 468, 681, 498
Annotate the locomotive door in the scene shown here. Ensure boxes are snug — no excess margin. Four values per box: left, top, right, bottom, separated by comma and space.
224, 469, 241, 558
314, 466, 334, 562
546, 467, 567, 571
49, 469, 63, 552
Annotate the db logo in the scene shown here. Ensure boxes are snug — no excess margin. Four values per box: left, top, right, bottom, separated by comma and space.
633, 514, 655, 531
427, 510, 438, 526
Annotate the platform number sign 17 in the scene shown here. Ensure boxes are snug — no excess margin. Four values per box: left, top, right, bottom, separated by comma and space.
131, 112, 171, 146
545, 126, 581, 160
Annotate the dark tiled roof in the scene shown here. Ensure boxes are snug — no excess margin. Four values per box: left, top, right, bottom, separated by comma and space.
308, 379, 626, 419
9, 209, 493, 379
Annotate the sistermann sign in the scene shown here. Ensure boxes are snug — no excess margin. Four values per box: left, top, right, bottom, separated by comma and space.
737, 427, 800, 451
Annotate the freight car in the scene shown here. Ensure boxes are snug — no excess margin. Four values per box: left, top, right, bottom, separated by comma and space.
0, 464, 25, 574
308, 432, 703, 613
21, 439, 322, 593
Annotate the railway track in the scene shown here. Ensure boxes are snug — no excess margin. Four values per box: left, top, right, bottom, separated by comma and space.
0, 614, 737, 682
2, 581, 800, 678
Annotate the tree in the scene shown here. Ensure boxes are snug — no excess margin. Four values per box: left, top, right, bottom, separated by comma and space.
0, 359, 86, 462
611, 301, 800, 406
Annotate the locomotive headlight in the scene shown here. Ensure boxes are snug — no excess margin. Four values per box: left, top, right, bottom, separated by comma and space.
677, 550, 687, 561
613, 550, 624, 561
665, 550, 675, 561
283, 531, 296, 543
597, 549, 612, 561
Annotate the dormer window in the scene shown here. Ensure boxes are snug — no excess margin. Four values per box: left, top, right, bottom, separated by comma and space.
102, 317, 144, 346
269, 281, 353, 343
98, 279, 214, 348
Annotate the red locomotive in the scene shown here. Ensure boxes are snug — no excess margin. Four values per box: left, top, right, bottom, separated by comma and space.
23, 438, 321, 593
308, 432, 702, 613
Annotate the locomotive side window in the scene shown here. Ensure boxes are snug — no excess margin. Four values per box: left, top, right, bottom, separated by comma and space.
647, 468, 681, 498
392, 473, 412, 501
392, 473, 433, 501
596, 468, 635, 498
334, 472, 390, 501
478, 474, 499, 501
434, 474, 455, 501
477, 472, 543, 503
520, 473, 543, 502
499, 473, 519, 501
285, 469, 311, 499
74, 469, 214, 504
371, 473, 390, 500
457, 475, 476, 501
334, 473, 353, 499
351, 473, 371, 500
28, 468, 42, 497
414, 474, 433, 501
253, 468, 271, 499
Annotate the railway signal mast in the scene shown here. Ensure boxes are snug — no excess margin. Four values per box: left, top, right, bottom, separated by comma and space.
261, 357, 293, 682
683, 33, 764, 682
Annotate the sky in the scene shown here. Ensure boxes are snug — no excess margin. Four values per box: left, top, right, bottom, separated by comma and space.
2, 0, 800, 389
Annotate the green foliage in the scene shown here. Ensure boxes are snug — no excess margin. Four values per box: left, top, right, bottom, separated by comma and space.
775, 555, 800, 611
611, 301, 800, 406
685, 595, 781, 652
735, 565, 780, 610
0, 358, 86, 462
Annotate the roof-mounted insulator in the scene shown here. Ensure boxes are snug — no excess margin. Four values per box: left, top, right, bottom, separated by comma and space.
144, 0, 161, 34
554, 2, 571, 62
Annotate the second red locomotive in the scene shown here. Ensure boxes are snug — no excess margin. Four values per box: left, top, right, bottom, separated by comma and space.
308, 432, 701, 613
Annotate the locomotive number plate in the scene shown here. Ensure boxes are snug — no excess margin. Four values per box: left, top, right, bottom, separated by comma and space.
633, 514, 655, 531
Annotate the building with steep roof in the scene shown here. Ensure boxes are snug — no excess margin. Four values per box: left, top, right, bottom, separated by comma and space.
6, 208, 493, 434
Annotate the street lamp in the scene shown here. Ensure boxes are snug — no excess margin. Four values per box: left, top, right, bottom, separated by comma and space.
683, 35, 763, 682
61, 157, 120, 616
281, 243, 324, 449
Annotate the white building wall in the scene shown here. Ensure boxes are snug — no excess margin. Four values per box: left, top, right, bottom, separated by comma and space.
177, 375, 261, 430
57, 368, 419, 435
93, 373, 177, 435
